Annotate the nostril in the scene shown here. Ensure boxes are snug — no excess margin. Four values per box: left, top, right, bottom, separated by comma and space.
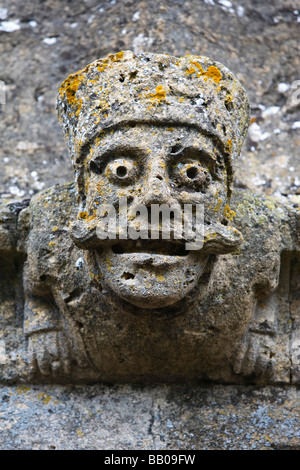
170, 144, 182, 155
156, 175, 163, 181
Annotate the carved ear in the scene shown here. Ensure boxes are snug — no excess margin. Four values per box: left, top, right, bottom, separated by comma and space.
0, 200, 29, 259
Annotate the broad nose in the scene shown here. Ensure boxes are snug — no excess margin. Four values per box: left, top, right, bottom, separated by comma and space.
139, 160, 171, 206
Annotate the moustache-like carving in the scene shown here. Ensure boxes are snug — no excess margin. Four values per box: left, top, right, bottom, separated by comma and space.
69, 216, 243, 255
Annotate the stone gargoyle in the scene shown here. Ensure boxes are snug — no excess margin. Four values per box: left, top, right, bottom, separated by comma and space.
0, 51, 299, 384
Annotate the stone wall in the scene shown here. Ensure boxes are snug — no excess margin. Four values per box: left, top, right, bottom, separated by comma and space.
0, 0, 299, 450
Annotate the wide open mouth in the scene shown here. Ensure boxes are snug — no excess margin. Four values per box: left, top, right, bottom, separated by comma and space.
110, 240, 189, 256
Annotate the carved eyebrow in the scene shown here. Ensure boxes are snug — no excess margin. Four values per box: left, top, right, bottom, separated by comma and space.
77, 121, 227, 164
91, 143, 142, 162
168, 145, 218, 165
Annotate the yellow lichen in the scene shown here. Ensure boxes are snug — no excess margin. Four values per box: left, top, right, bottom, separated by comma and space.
59, 72, 85, 116
75, 98, 83, 117
109, 51, 124, 62
146, 85, 167, 103
97, 52, 124, 74
213, 198, 223, 213
105, 257, 113, 272
223, 204, 236, 221
226, 139, 233, 153
38, 393, 51, 405
97, 58, 109, 72
16, 386, 30, 395
185, 61, 222, 84
205, 66, 222, 83
225, 94, 233, 105
204, 232, 217, 241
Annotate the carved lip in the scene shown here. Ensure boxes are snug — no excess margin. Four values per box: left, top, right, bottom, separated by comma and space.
110, 240, 189, 257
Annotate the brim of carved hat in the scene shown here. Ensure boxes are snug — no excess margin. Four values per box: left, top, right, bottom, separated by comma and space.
56, 51, 250, 168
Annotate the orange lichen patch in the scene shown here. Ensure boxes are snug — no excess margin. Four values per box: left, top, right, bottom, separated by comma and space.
109, 51, 124, 61
97, 59, 109, 72
59, 72, 85, 112
205, 66, 222, 83
52, 226, 59, 232
146, 85, 167, 103
97, 52, 124, 73
166, 127, 174, 131
250, 117, 257, 124
185, 61, 222, 84
223, 204, 236, 221
49, 241, 55, 248
226, 139, 233, 153
185, 66, 197, 75
78, 211, 97, 223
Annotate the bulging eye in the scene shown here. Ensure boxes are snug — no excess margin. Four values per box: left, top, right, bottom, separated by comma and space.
173, 162, 211, 191
105, 158, 137, 184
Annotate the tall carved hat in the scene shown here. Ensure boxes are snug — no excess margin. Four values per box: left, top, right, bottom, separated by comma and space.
56, 51, 250, 177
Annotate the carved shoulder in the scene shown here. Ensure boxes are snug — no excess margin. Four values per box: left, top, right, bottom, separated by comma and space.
231, 189, 297, 252
25, 182, 79, 289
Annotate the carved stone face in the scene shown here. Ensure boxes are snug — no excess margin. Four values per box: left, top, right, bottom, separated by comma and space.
59, 52, 249, 311
74, 123, 241, 308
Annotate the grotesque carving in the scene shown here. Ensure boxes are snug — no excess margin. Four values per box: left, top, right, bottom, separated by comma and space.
58, 51, 248, 310
1, 52, 299, 384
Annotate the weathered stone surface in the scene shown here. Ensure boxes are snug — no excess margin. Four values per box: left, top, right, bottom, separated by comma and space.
0, 52, 296, 386
0, 0, 299, 450
0, 182, 299, 385
0, 49, 299, 386
0, 384, 299, 450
